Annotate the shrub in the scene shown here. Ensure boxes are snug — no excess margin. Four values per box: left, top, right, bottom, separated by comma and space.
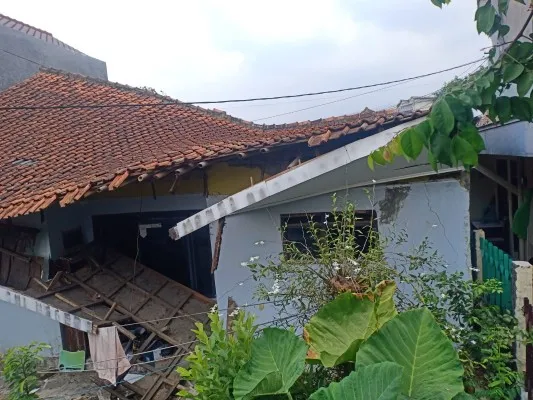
2, 342, 49, 400
177, 307, 256, 399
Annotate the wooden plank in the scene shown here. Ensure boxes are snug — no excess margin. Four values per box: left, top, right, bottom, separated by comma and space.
35, 268, 101, 299
100, 267, 203, 324
131, 281, 167, 315
31, 277, 48, 290
104, 302, 117, 320
67, 275, 192, 352
128, 293, 192, 365
0, 246, 30, 263
54, 293, 135, 340
46, 271, 64, 291
476, 164, 519, 196
140, 349, 187, 400
210, 217, 225, 273
66, 300, 105, 314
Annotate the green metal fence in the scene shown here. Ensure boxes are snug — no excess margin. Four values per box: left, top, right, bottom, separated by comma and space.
480, 237, 513, 311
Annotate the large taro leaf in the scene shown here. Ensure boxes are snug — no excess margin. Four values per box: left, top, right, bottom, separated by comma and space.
233, 328, 308, 400
304, 292, 376, 367
304, 282, 398, 367
309, 362, 404, 400
374, 280, 398, 328
357, 308, 464, 400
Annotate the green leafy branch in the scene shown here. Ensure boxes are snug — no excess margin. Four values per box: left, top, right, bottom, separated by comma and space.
369, 0, 533, 170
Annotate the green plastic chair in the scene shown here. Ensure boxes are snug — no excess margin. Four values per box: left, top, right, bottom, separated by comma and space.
58, 350, 86, 371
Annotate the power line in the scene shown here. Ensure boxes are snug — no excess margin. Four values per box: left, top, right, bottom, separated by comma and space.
253, 58, 487, 122
0, 58, 486, 112
1, 48, 45, 67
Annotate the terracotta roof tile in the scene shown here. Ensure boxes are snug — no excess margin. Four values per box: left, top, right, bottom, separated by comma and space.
0, 69, 427, 219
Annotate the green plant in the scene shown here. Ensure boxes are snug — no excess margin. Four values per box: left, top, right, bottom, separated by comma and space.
2, 342, 49, 400
369, 0, 533, 170
177, 307, 256, 399
398, 264, 524, 398
229, 292, 470, 400
247, 196, 440, 331
233, 328, 308, 400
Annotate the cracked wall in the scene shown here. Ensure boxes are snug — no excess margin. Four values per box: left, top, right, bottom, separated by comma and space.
213, 177, 470, 326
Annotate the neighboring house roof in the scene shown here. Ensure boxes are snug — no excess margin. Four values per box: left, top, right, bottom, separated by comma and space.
169, 118, 461, 240
0, 13, 82, 53
0, 68, 427, 219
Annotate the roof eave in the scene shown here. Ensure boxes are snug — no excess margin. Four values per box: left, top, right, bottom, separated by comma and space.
168, 116, 428, 240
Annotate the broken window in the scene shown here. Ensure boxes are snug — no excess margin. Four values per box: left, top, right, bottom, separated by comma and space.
280, 210, 377, 257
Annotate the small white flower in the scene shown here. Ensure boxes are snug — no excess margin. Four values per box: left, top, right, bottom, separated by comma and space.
249, 256, 260, 262
470, 268, 479, 272
332, 261, 340, 267
353, 268, 361, 274
240, 261, 249, 267
451, 327, 456, 332
268, 279, 281, 295
333, 266, 340, 271
348, 259, 358, 266
325, 214, 330, 220
210, 304, 218, 313
345, 276, 351, 279
230, 308, 240, 317
324, 220, 328, 226
254, 240, 265, 246
440, 293, 447, 299
345, 245, 352, 250
470, 340, 476, 345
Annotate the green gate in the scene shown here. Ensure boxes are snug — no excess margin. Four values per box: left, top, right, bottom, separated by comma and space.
480, 237, 513, 311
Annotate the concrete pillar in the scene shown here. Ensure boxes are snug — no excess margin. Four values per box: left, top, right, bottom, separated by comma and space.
513, 261, 533, 376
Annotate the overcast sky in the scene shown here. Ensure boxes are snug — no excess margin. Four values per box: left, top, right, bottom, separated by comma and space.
2, 1, 490, 123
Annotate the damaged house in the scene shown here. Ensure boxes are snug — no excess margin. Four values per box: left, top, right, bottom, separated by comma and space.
0, 12, 492, 400
0, 67, 457, 399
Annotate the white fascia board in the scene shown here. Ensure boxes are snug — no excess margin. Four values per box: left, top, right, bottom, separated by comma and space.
168, 117, 426, 240
0, 285, 93, 333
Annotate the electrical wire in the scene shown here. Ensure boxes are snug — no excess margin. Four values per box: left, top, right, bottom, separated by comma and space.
0, 58, 486, 111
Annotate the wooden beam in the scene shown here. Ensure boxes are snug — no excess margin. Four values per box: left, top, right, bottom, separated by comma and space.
103, 302, 117, 320
31, 277, 48, 290
476, 164, 519, 195
0, 246, 30, 263
46, 271, 63, 291
210, 217, 226, 274
66, 274, 192, 353
54, 293, 135, 340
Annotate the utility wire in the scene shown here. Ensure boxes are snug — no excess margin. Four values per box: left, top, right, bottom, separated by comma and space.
253, 58, 487, 122
0, 58, 485, 111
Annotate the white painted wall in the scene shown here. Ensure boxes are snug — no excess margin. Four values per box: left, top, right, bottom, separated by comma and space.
213, 178, 471, 325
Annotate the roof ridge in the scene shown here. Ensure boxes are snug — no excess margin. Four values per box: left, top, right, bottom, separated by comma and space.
35, 68, 416, 131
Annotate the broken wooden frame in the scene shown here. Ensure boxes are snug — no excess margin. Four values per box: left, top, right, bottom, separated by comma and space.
0, 245, 214, 400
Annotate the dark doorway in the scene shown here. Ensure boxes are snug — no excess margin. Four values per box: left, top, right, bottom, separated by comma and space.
92, 211, 215, 297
